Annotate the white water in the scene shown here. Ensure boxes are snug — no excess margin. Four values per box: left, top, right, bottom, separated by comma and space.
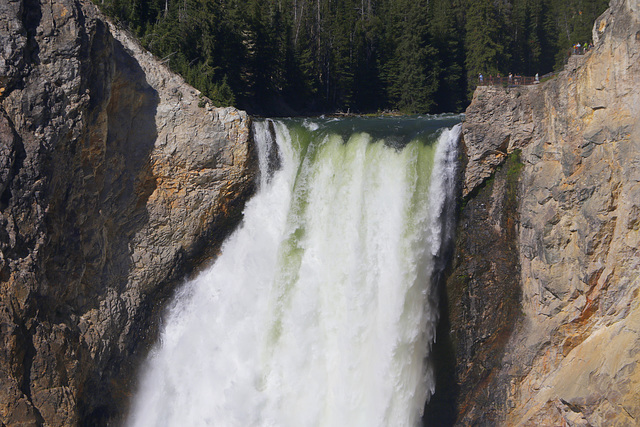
126, 118, 461, 427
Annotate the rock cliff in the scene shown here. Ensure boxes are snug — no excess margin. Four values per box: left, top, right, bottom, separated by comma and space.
0, 0, 256, 424
448, 0, 640, 424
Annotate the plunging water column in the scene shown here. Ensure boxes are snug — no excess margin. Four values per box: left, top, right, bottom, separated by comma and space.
127, 116, 461, 427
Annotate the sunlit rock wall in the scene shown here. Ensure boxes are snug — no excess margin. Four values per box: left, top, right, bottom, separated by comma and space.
452, 0, 640, 424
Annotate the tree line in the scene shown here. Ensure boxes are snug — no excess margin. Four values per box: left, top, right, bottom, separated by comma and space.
94, 0, 608, 115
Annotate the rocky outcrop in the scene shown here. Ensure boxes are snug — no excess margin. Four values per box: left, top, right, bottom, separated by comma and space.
0, 0, 256, 425
450, 0, 640, 425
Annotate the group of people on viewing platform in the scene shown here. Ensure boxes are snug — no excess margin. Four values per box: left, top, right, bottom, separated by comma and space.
573, 42, 594, 55
477, 72, 539, 87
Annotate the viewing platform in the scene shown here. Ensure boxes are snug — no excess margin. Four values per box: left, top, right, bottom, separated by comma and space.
477, 75, 541, 87
477, 51, 590, 87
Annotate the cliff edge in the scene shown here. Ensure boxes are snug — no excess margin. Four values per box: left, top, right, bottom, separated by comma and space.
0, 0, 256, 424
451, 0, 640, 424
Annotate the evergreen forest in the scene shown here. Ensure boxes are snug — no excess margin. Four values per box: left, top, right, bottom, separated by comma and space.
94, 0, 609, 115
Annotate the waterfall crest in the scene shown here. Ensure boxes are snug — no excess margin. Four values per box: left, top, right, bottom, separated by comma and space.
127, 116, 461, 427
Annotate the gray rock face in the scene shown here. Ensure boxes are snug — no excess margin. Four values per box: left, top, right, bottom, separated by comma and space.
0, 0, 256, 424
455, 0, 640, 424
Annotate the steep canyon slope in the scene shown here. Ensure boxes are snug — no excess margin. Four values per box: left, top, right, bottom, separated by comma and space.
0, 0, 256, 424
452, 0, 640, 424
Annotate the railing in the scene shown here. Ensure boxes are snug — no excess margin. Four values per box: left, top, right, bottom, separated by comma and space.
477, 75, 538, 86
571, 45, 591, 55
476, 70, 562, 87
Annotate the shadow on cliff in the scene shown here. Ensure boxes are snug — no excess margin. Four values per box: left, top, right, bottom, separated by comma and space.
422, 181, 461, 427
39, 19, 161, 422
86, 34, 162, 424
422, 267, 459, 426
422, 148, 524, 426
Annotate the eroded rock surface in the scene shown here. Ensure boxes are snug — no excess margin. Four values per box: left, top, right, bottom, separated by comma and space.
453, 0, 640, 425
0, 0, 256, 424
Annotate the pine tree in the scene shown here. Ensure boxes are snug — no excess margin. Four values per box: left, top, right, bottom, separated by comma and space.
383, 0, 439, 113
431, 0, 466, 112
464, 0, 511, 86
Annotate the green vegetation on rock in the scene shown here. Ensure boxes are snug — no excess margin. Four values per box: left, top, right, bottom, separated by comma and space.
505, 148, 523, 209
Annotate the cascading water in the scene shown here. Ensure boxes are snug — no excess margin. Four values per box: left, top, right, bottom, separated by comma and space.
126, 116, 461, 427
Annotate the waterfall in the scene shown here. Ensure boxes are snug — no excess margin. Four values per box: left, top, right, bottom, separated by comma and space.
126, 116, 461, 427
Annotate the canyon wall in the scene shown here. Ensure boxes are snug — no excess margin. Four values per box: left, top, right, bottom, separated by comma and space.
449, 0, 640, 424
0, 0, 256, 424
